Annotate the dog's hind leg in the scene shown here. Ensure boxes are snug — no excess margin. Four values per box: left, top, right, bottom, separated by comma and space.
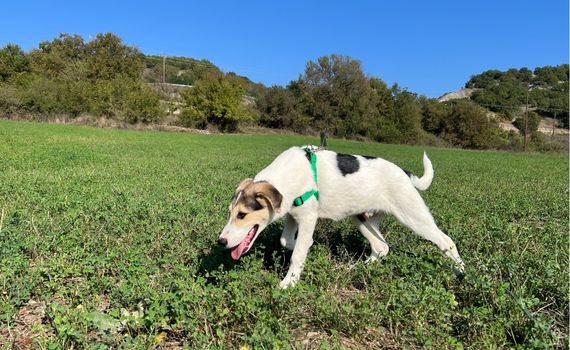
389, 191, 465, 272
351, 213, 389, 263
280, 214, 298, 251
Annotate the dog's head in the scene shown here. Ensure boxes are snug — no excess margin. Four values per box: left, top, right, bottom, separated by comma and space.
218, 178, 283, 260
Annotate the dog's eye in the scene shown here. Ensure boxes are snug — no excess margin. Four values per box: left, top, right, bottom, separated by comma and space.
237, 212, 247, 220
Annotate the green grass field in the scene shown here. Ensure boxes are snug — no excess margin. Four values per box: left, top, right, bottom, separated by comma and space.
0, 120, 567, 349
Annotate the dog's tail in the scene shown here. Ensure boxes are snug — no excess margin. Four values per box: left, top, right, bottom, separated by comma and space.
409, 152, 433, 191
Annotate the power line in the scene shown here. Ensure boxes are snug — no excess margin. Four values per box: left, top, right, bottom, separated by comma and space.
474, 102, 568, 113
444, 100, 569, 114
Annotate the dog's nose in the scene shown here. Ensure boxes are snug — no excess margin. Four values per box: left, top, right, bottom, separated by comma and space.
218, 237, 228, 246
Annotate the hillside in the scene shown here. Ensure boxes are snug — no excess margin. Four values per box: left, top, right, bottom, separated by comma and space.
142, 55, 265, 97
143, 55, 222, 85
439, 89, 569, 136
437, 88, 474, 102
437, 65, 569, 135
466, 65, 569, 128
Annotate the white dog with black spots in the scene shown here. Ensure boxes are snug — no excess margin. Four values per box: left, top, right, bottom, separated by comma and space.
218, 146, 465, 289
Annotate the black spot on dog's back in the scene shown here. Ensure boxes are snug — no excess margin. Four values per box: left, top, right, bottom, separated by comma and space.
401, 168, 413, 177
336, 153, 360, 176
362, 155, 377, 160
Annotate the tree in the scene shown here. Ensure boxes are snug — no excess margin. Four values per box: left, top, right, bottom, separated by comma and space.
0, 44, 30, 81
257, 86, 298, 129
513, 111, 541, 135
29, 34, 85, 77
369, 77, 393, 120
534, 65, 568, 86
470, 78, 526, 118
366, 77, 394, 141
298, 54, 373, 136
443, 100, 496, 149
180, 77, 250, 131
465, 69, 503, 89
84, 33, 143, 81
389, 86, 423, 143
225, 72, 265, 98
420, 97, 449, 134
285, 79, 314, 132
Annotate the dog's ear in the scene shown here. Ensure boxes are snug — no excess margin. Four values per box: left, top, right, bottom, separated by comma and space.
235, 178, 254, 194
254, 182, 283, 213
231, 178, 254, 209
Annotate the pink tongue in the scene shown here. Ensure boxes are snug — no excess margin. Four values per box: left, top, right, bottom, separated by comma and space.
230, 227, 256, 260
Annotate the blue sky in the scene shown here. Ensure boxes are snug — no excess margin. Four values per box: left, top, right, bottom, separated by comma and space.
1, 0, 567, 97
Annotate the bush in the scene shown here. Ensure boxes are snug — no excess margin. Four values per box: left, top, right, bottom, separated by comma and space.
179, 109, 208, 129
372, 118, 402, 144
513, 111, 541, 135
87, 78, 162, 123
180, 77, 252, 132
58, 80, 90, 117
415, 131, 449, 148
122, 81, 163, 123
0, 84, 22, 115
87, 79, 117, 117
15, 74, 60, 114
442, 100, 499, 149
530, 132, 569, 153
257, 86, 296, 129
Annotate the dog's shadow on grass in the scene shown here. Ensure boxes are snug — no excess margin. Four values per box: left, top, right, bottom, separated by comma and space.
197, 223, 292, 280
198, 219, 465, 285
196, 244, 238, 277
197, 221, 369, 281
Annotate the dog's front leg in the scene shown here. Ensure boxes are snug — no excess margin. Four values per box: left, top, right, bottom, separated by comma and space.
279, 214, 317, 289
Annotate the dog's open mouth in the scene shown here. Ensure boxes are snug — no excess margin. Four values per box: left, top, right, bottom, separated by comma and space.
230, 225, 259, 260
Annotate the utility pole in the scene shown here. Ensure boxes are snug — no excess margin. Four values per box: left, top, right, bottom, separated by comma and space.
162, 54, 166, 86
523, 87, 529, 152
552, 111, 557, 137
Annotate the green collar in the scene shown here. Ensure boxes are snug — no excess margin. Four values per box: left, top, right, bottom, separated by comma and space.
293, 147, 319, 207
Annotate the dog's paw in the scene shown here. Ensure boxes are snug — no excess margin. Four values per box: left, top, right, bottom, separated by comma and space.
365, 248, 388, 264
454, 260, 465, 275
453, 267, 466, 280
279, 237, 296, 251
365, 255, 378, 264
279, 277, 297, 289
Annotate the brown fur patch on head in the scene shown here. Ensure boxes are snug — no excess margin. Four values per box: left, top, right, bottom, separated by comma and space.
253, 182, 283, 212
230, 185, 269, 229
228, 181, 282, 229
235, 178, 254, 194
231, 178, 253, 207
